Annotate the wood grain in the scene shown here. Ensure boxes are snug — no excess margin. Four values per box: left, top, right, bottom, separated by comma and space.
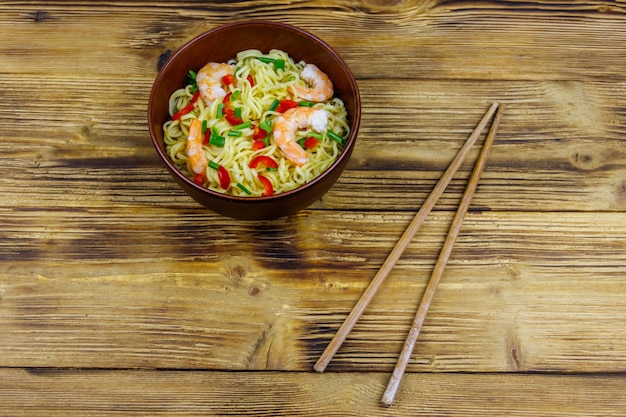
1, 368, 625, 417
1, 0, 626, 415
2, 210, 625, 371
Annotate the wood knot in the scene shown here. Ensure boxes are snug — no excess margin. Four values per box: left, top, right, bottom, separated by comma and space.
248, 286, 260, 296
225, 263, 247, 286
569, 151, 602, 171
30, 11, 50, 22
157, 50, 171, 71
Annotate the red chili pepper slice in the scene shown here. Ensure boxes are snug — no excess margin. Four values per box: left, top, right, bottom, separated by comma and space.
171, 103, 195, 120
221, 74, 236, 86
224, 107, 243, 126
303, 136, 320, 150
202, 129, 210, 145
193, 173, 205, 185
252, 124, 267, 140
190, 90, 201, 104
252, 140, 266, 151
223, 91, 232, 107
247, 74, 255, 88
217, 165, 230, 190
249, 155, 279, 169
275, 99, 298, 113
258, 174, 274, 197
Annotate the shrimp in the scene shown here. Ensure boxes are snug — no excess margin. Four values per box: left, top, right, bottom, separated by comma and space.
273, 107, 329, 166
186, 118, 208, 175
196, 62, 236, 105
291, 64, 334, 102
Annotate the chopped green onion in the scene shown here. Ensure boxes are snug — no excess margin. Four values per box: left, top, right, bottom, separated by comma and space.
231, 89, 241, 100
208, 161, 220, 171
260, 119, 272, 132
257, 57, 285, 71
187, 70, 197, 85
216, 103, 224, 118
309, 132, 324, 140
187, 70, 198, 93
237, 183, 252, 195
298, 101, 315, 107
235, 107, 242, 119
269, 98, 280, 112
266, 167, 278, 172
211, 125, 220, 136
210, 133, 225, 147
228, 130, 242, 137
201, 120, 207, 133
297, 138, 306, 148
328, 131, 346, 146
233, 121, 252, 130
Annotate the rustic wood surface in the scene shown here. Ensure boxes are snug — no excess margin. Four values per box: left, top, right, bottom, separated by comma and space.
1, 0, 625, 415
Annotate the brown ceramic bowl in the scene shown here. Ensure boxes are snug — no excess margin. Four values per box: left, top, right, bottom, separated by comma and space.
148, 21, 361, 220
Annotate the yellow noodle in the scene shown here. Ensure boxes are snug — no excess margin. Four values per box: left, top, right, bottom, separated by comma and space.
163, 49, 350, 197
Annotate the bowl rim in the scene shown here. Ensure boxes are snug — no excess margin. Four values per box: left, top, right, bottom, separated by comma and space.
148, 20, 361, 203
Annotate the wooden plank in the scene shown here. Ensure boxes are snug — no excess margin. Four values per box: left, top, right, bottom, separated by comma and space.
2, 210, 625, 372
0, 2, 625, 81
0, 368, 625, 416
1, 77, 625, 212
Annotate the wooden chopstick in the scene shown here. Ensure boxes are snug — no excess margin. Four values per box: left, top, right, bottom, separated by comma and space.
381, 103, 505, 407
314, 102, 501, 373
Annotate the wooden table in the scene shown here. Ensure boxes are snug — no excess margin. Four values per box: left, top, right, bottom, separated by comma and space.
2, 1, 625, 415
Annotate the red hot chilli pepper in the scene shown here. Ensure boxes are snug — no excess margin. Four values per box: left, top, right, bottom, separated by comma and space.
303, 136, 320, 150
216, 165, 230, 190
252, 140, 266, 151
252, 124, 267, 140
257, 174, 274, 196
193, 173, 205, 185
224, 107, 243, 126
209, 161, 230, 189
171, 90, 201, 121
249, 155, 279, 169
275, 99, 298, 113
221, 74, 236, 86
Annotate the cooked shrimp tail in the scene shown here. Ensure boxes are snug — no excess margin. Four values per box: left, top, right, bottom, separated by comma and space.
273, 107, 329, 166
196, 62, 236, 105
186, 118, 208, 175
291, 64, 334, 102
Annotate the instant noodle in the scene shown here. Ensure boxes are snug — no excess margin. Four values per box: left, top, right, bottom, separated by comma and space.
162, 49, 350, 197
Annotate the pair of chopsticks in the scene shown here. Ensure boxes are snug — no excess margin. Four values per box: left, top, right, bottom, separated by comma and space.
314, 102, 505, 406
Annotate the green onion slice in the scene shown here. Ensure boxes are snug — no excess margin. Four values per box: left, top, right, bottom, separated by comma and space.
260, 119, 272, 132
269, 98, 280, 112
327, 131, 346, 146
237, 183, 252, 195
210, 133, 225, 147
216, 103, 224, 119
233, 121, 252, 130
